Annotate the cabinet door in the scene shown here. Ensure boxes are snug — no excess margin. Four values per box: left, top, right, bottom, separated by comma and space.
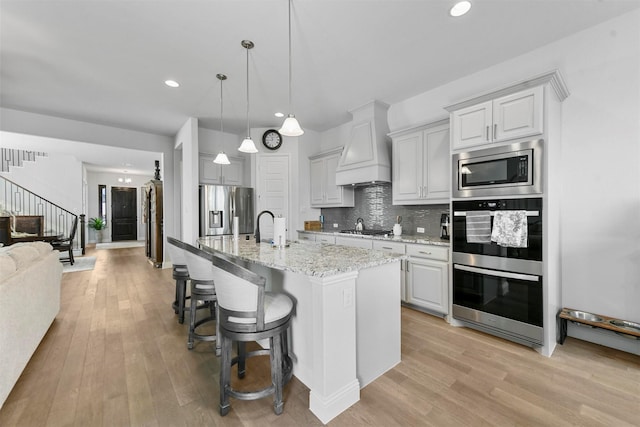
424, 125, 450, 202
199, 155, 244, 185
493, 86, 543, 142
223, 157, 245, 186
200, 156, 223, 184
407, 259, 448, 314
309, 158, 325, 205
392, 132, 423, 203
451, 100, 493, 150
323, 153, 342, 204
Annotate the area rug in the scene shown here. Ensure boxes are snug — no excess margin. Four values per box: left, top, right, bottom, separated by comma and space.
96, 241, 145, 250
62, 256, 96, 273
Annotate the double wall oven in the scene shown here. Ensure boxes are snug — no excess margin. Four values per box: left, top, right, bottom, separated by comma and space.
451, 140, 544, 347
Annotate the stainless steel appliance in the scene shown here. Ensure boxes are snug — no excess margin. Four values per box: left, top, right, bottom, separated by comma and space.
452, 139, 543, 198
452, 197, 543, 346
199, 185, 254, 237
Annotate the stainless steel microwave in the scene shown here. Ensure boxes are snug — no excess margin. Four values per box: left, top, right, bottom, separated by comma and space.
452, 139, 543, 198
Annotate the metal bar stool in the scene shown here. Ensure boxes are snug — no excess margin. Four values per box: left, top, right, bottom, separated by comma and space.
167, 236, 190, 324
190, 244, 294, 416
182, 242, 220, 354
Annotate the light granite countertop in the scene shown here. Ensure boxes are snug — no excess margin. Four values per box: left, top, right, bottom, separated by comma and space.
198, 236, 405, 278
296, 230, 451, 247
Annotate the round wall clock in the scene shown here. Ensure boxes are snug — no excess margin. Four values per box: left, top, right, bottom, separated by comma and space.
262, 129, 283, 150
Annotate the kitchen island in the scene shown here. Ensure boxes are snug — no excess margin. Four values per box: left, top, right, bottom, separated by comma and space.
197, 237, 404, 424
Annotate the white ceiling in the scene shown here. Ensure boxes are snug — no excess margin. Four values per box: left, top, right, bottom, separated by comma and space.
1, 0, 639, 171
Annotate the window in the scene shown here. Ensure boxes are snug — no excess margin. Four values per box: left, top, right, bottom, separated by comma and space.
98, 185, 107, 224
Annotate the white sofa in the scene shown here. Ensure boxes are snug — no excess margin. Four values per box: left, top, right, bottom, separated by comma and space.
0, 242, 62, 409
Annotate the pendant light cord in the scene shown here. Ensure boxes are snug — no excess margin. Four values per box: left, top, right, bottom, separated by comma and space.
220, 77, 224, 134
246, 43, 250, 137
288, 0, 292, 111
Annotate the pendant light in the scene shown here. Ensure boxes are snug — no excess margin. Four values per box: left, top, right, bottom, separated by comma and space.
213, 73, 231, 165
279, 0, 304, 136
238, 40, 259, 153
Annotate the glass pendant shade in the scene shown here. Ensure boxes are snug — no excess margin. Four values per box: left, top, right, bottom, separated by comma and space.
238, 137, 258, 153
213, 152, 230, 165
279, 114, 304, 136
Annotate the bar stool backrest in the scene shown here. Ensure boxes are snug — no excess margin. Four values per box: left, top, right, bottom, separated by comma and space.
184, 244, 268, 331
166, 236, 188, 267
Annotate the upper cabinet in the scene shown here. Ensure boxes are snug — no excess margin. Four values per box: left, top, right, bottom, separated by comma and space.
450, 86, 543, 150
309, 147, 355, 207
200, 154, 245, 186
390, 120, 450, 205
446, 70, 570, 151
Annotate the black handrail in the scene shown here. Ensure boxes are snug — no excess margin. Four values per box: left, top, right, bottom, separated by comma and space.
0, 175, 85, 253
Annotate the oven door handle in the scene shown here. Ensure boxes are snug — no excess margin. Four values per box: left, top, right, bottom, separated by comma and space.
454, 264, 540, 282
453, 211, 539, 217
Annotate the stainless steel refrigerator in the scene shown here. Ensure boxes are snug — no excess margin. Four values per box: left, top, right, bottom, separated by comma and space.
199, 185, 255, 237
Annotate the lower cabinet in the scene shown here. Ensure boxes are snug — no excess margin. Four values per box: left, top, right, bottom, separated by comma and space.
335, 236, 373, 249
296, 232, 450, 314
297, 232, 316, 243
405, 244, 449, 315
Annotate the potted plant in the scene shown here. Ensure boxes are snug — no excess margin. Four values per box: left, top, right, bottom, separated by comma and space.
88, 217, 106, 243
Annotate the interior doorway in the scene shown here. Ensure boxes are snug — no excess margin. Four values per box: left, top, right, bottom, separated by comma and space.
111, 187, 137, 241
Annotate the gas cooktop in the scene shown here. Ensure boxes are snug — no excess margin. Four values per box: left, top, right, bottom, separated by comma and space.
340, 229, 392, 236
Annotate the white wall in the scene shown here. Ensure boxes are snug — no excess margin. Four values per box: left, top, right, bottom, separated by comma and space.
0, 149, 83, 215
85, 171, 153, 243
387, 10, 640, 353
0, 108, 175, 264
175, 118, 199, 245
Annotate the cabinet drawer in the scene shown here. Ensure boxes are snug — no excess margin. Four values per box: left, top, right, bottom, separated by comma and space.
297, 232, 315, 243
316, 235, 336, 244
372, 240, 406, 254
335, 236, 373, 249
406, 244, 449, 262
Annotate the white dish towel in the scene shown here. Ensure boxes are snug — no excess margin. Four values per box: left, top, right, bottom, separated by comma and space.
466, 211, 492, 243
491, 210, 528, 248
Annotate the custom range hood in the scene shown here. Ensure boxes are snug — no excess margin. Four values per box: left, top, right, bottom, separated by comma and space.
335, 100, 391, 186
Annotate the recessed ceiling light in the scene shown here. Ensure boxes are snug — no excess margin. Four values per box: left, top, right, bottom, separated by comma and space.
164, 79, 180, 88
450, 1, 471, 17
275, 112, 285, 118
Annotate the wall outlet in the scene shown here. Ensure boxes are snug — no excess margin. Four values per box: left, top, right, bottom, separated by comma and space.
417, 227, 425, 233
333, 223, 339, 228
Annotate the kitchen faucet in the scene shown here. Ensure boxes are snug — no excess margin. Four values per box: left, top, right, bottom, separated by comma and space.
255, 210, 275, 244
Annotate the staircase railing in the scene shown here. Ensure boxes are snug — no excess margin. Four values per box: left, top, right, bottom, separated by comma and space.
1, 148, 48, 173
0, 175, 85, 253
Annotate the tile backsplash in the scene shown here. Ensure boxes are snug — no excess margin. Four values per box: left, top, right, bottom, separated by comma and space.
320, 183, 449, 236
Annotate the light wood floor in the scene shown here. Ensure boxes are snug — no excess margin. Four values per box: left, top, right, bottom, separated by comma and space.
1, 246, 638, 426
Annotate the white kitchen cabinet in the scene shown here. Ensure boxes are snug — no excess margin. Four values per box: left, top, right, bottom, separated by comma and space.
405, 243, 449, 315
200, 154, 245, 186
309, 148, 354, 207
316, 234, 336, 244
449, 86, 544, 151
390, 120, 450, 205
297, 232, 316, 243
372, 240, 406, 254
372, 241, 406, 302
335, 236, 373, 249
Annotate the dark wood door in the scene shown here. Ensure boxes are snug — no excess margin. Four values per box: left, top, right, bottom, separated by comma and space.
111, 187, 137, 241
